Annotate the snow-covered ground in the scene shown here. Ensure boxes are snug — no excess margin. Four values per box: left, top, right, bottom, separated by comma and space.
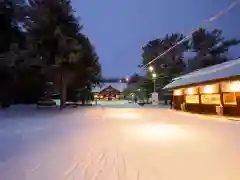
0, 102, 240, 180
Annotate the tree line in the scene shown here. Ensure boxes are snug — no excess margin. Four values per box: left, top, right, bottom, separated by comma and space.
126, 28, 240, 99
0, 0, 102, 108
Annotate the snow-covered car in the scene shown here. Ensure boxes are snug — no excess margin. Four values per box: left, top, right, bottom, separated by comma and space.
128, 100, 132, 103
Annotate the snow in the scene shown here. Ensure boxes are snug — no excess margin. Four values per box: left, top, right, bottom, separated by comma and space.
0, 102, 240, 180
164, 58, 240, 89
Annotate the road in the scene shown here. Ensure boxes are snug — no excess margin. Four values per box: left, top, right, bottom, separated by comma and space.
0, 101, 240, 180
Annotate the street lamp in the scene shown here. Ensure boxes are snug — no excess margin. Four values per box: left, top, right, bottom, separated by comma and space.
149, 66, 154, 72
152, 73, 157, 93
124, 77, 129, 89
131, 93, 135, 103
152, 73, 157, 79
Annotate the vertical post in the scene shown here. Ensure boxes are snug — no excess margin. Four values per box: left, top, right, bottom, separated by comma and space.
216, 83, 224, 115
153, 79, 156, 93
219, 83, 224, 106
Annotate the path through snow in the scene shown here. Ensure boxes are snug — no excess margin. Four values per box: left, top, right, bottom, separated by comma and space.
0, 103, 240, 180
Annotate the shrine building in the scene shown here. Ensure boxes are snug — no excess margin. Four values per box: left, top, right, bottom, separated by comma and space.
92, 83, 126, 100
163, 58, 240, 116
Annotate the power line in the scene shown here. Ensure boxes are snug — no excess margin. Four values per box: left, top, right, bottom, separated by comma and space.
143, 0, 240, 69
125, 0, 240, 79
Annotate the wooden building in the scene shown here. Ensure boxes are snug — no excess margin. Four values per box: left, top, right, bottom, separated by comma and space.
163, 58, 240, 116
92, 83, 125, 100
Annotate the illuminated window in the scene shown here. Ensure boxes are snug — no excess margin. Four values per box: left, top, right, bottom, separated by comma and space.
201, 94, 220, 104
221, 80, 240, 92
173, 89, 182, 96
203, 85, 213, 94
223, 93, 237, 105
200, 84, 219, 94
185, 87, 198, 95
185, 95, 199, 104
230, 81, 240, 92
186, 88, 193, 95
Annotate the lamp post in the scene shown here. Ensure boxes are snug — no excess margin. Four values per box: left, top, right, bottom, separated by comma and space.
131, 93, 135, 103
125, 77, 129, 89
152, 73, 157, 93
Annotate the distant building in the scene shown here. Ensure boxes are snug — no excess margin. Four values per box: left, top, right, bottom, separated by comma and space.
92, 83, 126, 100
163, 58, 240, 116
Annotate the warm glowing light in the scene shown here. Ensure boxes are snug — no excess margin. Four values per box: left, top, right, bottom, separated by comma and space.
128, 124, 189, 142
152, 73, 157, 78
173, 89, 182, 96
149, 66, 154, 72
185, 95, 199, 104
186, 88, 193, 95
230, 81, 240, 92
109, 112, 140, 120
94, 95, 98, 98
203, 85, 213, 94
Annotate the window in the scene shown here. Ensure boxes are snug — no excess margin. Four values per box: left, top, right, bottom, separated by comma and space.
201, 94, 220, 104
173, 89, 183, 96
200, 84, 219, 94
223, 93, 237, 105
221, 81, 240, 93
185, 95, 199, 104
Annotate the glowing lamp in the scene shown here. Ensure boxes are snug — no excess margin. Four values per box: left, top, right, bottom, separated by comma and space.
230, 81, 240, 92
174, 89, 182, 96
203, 85, 213, 94
152, 73, 157, 78
186, 88, 193, 95
149, 66, 154, 72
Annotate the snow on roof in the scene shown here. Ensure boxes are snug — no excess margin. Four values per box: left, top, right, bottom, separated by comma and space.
92, 83, 126, 92
164, 58, 240, 89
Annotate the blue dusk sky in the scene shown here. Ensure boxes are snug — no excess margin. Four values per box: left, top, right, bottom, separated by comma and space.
72, 0, 240, 78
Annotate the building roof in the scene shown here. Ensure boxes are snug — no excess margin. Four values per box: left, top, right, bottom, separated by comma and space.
99, 85, 120, 94
163, 58, 240, 89
92, 83, 126, 92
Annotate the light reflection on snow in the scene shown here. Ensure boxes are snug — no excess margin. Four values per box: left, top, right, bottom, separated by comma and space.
108, 112, 140, 120
128, 123, 189, 142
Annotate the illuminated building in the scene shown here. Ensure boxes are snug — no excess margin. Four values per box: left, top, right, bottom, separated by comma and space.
92, 83, 125, 100
163, 58, 240, 116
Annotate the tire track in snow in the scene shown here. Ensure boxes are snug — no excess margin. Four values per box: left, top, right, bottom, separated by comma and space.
112, 152, 120, 180
63, 160, 81, 179
90, 150, 107, 180
82, 149, 108, 180
136, 170, 140, 180
82, 149, 94, 179
25, 163, 41, 180
120, 151, 127, 178
115, 150, 128, 180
